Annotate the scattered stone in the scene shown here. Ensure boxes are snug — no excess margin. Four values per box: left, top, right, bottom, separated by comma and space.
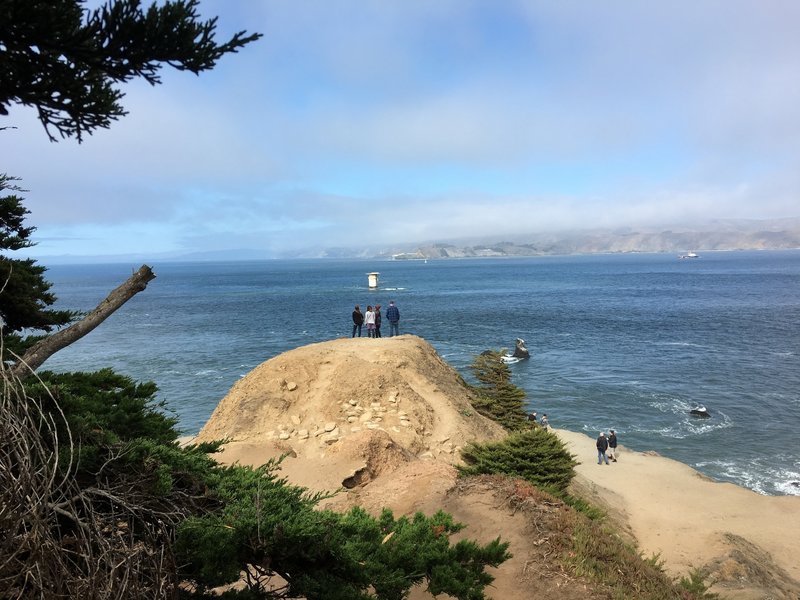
291, 415, 302, 425
350, 426, 362, 433
286, 381, 298, 391
279, 432, 291, 441
323, 435, 339, 445
298, 429, 309, 439
400, 420, 411, 428
324, 422, 337, 432
348, 399, 358, 406
366, 422, 381, 429
347, 416, 357, 423
359, 411, 373, 423
419, 452, 434, 459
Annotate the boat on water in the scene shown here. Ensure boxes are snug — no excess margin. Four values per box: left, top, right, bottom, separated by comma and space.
679, 251, 699, 259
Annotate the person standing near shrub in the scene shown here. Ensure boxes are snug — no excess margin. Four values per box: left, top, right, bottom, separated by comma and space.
596, 431, 610, 465
386, 300, 400, 336
352, 305, 364, 337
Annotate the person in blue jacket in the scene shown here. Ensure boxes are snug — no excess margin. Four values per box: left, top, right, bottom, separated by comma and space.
386, 301, 400, 336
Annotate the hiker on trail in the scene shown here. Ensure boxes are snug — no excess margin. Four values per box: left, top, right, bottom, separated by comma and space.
527, 411, 537, 424
608, 429, 618, 462
540, 414, 549, 430
596, 432, 610, 465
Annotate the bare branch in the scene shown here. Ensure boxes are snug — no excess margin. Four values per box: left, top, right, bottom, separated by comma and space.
9, 265, 156, 378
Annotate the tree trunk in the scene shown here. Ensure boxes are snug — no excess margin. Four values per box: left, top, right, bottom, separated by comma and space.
9, 265, 156, 379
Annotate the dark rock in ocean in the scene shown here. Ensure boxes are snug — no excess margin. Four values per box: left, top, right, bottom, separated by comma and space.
512, 338, 530, 359
690, 406, 711, 418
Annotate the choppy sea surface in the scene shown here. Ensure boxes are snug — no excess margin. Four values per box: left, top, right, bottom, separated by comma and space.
41, 251, 800, 496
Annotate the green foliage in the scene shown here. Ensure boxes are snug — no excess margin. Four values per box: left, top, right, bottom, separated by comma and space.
0, 174, 34, 249
1, 0, 262, 141
0, 178, 75, 339
678, 569, 719, 599
468, 350, 529, 430
24, 368, 178, 473
458, 427, 578, 493
567, 520, 713, 600
177, 462, 510, 599
14, 366, 510, 599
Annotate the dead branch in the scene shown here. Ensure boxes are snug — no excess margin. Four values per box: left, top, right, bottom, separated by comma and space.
0, 364, 183, 599
9, 265, 156, 379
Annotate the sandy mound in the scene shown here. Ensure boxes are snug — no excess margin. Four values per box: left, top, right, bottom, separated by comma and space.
197, 335, 506, 492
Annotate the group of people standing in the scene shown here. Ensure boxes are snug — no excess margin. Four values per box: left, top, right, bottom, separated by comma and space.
596, 430, 618, 464
351, 301, 400, 338
527, 411, 549, 429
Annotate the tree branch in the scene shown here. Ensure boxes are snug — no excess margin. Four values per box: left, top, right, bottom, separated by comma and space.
10, 265, 156, 378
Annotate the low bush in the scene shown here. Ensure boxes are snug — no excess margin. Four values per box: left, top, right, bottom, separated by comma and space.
458, 427, 578, 493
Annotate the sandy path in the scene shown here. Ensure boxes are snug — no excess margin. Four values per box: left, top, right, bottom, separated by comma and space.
556, 428, 800, 588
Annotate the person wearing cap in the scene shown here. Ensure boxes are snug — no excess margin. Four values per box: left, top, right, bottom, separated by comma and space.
608, 430, 618, 462
596, 431, 610, 465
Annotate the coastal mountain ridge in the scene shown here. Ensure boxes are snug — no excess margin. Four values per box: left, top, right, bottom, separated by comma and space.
321, 217, 800, 259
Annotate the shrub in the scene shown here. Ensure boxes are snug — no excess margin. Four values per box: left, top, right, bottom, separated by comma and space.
176, 459, 511, 599
468, 351, 528, 430
458, 427, 578, 493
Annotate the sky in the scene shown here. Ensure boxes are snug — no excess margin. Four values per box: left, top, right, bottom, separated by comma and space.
3, 1, 800, 259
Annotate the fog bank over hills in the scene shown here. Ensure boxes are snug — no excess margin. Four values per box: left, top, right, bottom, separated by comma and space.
317, 217, 800, 260
33, 217, 800, 264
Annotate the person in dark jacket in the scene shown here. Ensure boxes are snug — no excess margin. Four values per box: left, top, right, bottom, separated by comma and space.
596, 432, 610, 465
374, 304, 382, 338
608, 429, 618, 462
352, 305, 364, 337
386, 301, 400, 336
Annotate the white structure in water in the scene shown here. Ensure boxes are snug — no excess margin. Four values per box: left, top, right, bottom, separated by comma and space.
367, 272, 380, 289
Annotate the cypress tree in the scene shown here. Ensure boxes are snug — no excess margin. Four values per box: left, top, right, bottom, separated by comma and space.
468, 350, 529, 430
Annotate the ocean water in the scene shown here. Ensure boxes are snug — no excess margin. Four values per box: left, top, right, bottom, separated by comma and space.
40, 251, 800, 496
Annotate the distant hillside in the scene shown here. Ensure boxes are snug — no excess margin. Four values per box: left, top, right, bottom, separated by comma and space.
361, 217, 800, 260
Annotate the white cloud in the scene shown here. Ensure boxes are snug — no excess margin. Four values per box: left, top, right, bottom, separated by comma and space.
4, 1, 800, 257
